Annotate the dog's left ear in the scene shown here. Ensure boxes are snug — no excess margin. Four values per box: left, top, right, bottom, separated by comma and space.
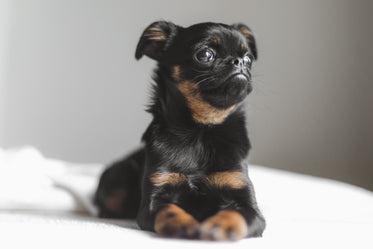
232, 23, 257, 60
135, 21, 178, 61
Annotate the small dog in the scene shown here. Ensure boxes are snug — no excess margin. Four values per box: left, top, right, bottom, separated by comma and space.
95, 21, 265, 241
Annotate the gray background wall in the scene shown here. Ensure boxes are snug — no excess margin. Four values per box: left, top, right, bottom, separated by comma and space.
1, 0, 372, 190
0, 0, 12, 145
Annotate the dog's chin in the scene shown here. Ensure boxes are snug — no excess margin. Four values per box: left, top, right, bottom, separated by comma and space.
224, 73, 252, 99
222, 75, 251, 104
200, 75, 251, 109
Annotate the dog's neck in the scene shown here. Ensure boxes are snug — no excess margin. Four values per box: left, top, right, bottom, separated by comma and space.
176, 81, 237, 125
148, 65, 240, 127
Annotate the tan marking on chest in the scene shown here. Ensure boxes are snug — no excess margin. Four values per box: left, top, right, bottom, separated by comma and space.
150, 172, 188, 186
176, 80, 235, 125
205, 171, 247, 189
172, 65, 181, 81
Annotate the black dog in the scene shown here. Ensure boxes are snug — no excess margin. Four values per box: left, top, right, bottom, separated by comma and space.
94, 21, 265, 241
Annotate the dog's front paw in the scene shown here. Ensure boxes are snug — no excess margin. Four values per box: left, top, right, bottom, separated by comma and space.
199, 210, 248, 241
154, 204, 200, 239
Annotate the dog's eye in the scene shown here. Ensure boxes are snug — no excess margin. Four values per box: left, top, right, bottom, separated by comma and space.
196, 49, 215, 63
243, 55, 252, 65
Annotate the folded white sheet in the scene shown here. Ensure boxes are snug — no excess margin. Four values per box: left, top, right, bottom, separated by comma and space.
0, 147, 372, 249
0, 147, 101, 213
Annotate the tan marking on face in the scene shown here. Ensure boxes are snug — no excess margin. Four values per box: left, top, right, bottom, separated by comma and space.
205, 171, 247, 189
104, 188, 127, 213
150, 172, 188, 186
154, 204, 199, 238
211, 37, 220, 45
177, 81, 236, 125
241, 43, 246, 51
200, 210, 248, 240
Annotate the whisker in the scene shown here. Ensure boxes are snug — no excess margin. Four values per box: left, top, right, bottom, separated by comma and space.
195, 76, 215, 86
191, 68, 210, 73
192, 73, 211, 81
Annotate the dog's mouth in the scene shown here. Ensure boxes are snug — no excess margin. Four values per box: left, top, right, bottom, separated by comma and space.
225, 72, 251, 83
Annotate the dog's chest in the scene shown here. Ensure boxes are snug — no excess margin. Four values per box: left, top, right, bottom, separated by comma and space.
154, 126, 250, 172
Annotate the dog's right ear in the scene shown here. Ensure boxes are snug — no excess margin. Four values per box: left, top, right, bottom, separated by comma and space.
135, 21, 178, 61
232, 23, 258, 60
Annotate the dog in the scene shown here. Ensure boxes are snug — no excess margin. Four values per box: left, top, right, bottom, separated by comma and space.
94, 21, 266, 241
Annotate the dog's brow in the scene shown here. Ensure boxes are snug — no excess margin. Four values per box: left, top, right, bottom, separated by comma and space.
210, 37, 221, 45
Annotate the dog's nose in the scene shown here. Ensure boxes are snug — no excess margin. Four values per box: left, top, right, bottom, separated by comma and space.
231, 58, 244, 68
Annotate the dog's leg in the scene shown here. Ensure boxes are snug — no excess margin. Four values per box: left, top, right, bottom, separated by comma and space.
199, 207, 265, 240
199, 172, 266, 240
153, 203, 199, 238
94, 148, 144, 219
137, 170, 200, 239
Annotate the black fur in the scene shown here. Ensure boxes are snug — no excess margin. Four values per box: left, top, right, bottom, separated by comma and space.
95, 21, 265, 240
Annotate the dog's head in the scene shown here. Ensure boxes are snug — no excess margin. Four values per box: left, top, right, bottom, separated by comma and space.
135, 21, 257, 124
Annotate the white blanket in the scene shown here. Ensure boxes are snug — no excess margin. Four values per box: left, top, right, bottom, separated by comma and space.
0, 147, 372, 249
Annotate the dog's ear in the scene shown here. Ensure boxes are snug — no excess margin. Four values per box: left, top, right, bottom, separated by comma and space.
135, 21, 178, 61
232, 23, 257, 60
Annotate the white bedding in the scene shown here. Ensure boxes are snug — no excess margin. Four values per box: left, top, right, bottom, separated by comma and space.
1, 147, 372, 249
